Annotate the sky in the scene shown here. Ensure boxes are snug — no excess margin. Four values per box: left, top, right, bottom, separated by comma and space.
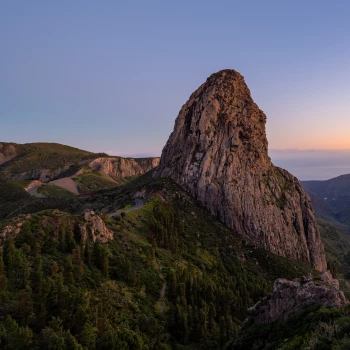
1, 1, 350, 178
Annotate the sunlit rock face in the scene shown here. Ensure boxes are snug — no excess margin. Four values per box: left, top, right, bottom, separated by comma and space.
80, 210, 113, 243
89, 157, 160, 178
156, 69, 326, 271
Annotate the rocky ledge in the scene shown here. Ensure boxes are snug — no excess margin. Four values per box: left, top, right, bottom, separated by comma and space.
245, 271, 347, 324
0, 210, 113, 248
80, 210, 113, 243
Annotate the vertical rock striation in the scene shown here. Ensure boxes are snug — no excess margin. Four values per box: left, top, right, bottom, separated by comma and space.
155, 69, 326, 271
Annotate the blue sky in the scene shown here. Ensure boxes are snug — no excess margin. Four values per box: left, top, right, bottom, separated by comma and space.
1, 1, 350, 160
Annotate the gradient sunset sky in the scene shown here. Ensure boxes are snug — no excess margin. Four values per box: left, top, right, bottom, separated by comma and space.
1, 1, 350, 158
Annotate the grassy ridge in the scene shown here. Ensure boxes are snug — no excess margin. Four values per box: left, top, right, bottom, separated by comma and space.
74, 170, 120, 194
37, 184, 75, 198
0, 142, 109, 179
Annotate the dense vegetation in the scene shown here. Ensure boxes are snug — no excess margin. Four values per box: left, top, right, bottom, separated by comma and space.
234, 304, 350, 349
2, 163, 350, 349
0, 176, 315, 349
0, 184, 85, 222
231, 182, 350, 349
0, 181, 31, 202
37, 184, 76, 198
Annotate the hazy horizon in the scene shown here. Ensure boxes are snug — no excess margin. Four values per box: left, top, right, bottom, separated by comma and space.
2, 138, 350, 181
269, 149, 350, 181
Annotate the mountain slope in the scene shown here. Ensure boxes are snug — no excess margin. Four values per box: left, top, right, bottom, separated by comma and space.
303, 174, 350, 198
0, 142, 96, 181
0, 142, 160, 185
156, 69, 326, 271
0, 174, 316, 349
302, 175, 350, 227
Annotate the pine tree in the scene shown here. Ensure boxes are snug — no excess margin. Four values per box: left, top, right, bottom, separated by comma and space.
208, 303, 216, 331
0, 252, 8, 301
101, 246, 109, 278
84, 241, 92, 267
22, 255, 30, 289
16, 286, 33, 326
4, 235, 17, 286
59, 225, 67, 253
0, 316, 33, 349
64, 255, 75, 285
31, 243, 47, 329
72, 246, 84, 280
220, 316, 226, 349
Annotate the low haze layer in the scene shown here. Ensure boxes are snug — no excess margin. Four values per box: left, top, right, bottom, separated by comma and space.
270, 149, 350, 180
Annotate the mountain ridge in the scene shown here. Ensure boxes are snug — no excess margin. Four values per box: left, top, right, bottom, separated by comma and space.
0, 142, 160, 187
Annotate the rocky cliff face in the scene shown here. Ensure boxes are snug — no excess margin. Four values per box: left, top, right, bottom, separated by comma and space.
4, 156, 159, 182
156, 69, 326, 271
12, 165, 72, 182
80, 210, 113, 243
89, 157, 160, 179
246, 272, 347, 324
0, 210, 113, 248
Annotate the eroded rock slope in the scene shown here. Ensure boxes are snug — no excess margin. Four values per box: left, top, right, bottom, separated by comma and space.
89, 157, 160, 179
246, 272, 347, 324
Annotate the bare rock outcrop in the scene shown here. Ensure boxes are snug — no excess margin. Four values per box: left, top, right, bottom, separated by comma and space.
0, 215, 31, 250
12, 165, 72, 183
246, 272, 347, 324
155, 69, 326, 271
80, 210, 113, 242
89, 157, 160, 179
0, 210, 113, 248
8, 156, 159, 183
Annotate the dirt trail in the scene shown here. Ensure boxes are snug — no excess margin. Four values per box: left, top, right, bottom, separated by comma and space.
51, 177, 79, 195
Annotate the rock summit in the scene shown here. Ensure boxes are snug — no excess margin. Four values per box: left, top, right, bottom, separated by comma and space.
156, 69, 326, 271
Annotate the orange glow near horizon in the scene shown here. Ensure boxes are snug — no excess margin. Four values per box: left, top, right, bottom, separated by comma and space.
266, 111, 350, 151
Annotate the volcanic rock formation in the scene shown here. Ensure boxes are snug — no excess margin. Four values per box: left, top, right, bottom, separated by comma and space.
89, 157, 160, 179
156, 69, 326, 271
245, 272, 347, 324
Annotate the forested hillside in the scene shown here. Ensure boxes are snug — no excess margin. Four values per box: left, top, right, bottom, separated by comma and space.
0, 176, 313, 349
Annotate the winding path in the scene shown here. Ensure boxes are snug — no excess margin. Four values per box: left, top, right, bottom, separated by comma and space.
107, 198, 144, 217
25, 181, 46, 198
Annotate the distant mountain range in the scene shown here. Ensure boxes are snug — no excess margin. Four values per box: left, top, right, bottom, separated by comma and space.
302, 174, 350, 228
